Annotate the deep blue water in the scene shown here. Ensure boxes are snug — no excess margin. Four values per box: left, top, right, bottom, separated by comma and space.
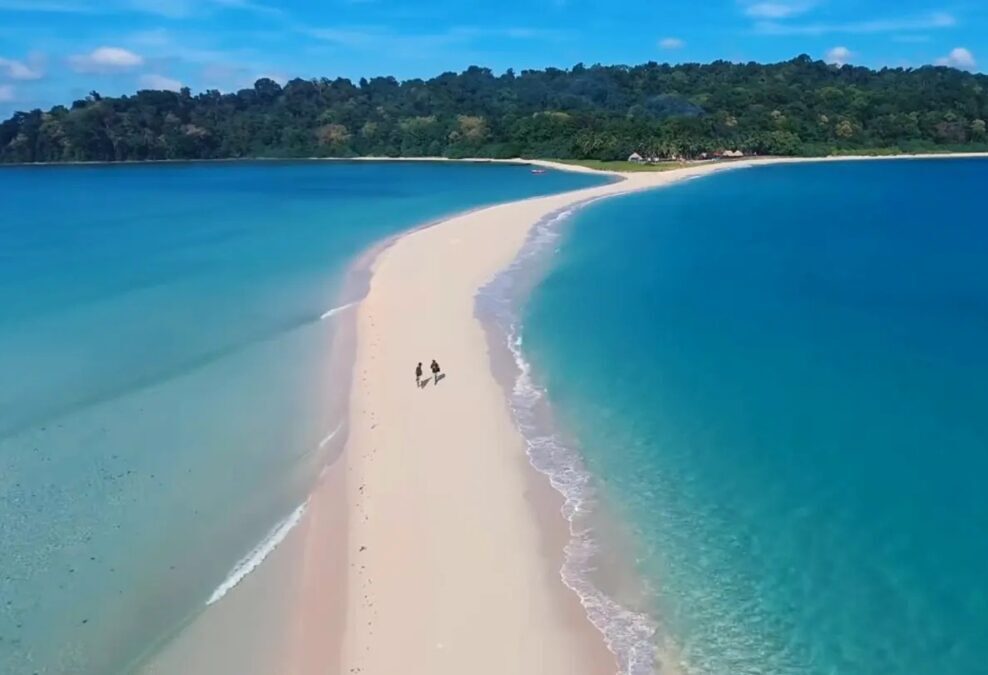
520, 159, 988, 674
0, 160, 608, 674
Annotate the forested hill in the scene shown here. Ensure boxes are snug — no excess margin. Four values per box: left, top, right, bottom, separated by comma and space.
2, 55, 988, 163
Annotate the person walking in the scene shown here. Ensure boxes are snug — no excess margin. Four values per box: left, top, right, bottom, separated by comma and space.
430, 359, 441, 385
415, 362, 423, 388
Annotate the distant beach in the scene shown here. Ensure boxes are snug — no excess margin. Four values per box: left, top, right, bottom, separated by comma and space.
4, 149, 988, 171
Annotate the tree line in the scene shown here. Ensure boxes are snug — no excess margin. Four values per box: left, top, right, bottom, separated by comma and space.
2, 55, 987, 163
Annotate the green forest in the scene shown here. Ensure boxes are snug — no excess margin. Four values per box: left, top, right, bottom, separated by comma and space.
2, 55, 987, 163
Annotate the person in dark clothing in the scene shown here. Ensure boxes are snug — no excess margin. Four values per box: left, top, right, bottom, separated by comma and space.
415, 362, 424, 387
430, 359, 441, 385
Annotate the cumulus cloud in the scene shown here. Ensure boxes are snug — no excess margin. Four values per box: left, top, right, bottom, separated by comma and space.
69, 46, 144, 73
936, 47, 976, 70
744, 1, 815, 19
139, 73, 183, 91
659, 37, 684, 49
0, 56, 44, 80
0, 84, 14, 102
826, 46, 853, 65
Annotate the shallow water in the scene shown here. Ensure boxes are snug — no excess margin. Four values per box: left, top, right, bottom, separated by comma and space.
0, 160, 608, 674
513, 159, 988, 674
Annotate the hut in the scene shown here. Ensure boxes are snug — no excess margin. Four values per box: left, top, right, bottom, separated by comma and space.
627, 152, 644, 163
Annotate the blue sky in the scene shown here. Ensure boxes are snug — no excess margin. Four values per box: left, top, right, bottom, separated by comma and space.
0, 0, 985, 117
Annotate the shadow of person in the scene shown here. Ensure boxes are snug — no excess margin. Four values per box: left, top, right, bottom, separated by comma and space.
435, 373, 447, 385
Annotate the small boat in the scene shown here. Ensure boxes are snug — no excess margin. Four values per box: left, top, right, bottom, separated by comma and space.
530, 168, 546, 174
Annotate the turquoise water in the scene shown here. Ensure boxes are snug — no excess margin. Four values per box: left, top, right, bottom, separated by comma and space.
0, 160, 608, 674
514, 160, 988, 674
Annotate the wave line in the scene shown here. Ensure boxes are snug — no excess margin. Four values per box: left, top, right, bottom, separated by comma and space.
320, 302, 357, 320
318, 422, 344, 449
206, 501, 308, 606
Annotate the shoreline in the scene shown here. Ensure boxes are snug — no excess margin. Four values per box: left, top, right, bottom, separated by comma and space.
475, 199, 663, 674
134, 228, 393, 675
132, 202, 552, 674
327, 160, 753, 675
141, 152, 986, 675
2, 150, 988, 171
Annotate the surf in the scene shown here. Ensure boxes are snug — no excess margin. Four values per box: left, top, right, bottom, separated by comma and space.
320, 302, 357, 320
476, 203, 658, 675
206, 501, 308, 606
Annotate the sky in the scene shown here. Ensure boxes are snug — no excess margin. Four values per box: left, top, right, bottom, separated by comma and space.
0, 0, 985, 117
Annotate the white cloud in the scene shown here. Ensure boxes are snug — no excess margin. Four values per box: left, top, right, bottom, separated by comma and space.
825, 46, 852, 65
659, 37, 684, 49
0, 84, 14, 102
936, 47, 975, 70
755, 11, 955, 35
744, 1, 815, 19
69, 46, 144, 73
0, 56, 44, 80
139, 73, 183, 91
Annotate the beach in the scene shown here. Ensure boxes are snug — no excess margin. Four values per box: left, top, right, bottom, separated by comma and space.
137, 160, 749, 674
292, 161, 748, 675
285, 154, 988, 675
131, 152, 988, 675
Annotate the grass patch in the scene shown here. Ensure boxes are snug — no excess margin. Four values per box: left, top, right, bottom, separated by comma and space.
553, 159, 682, 172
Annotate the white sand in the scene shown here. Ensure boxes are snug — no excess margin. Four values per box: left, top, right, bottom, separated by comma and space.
331, 161, 753, 675
140, 152, 988, 675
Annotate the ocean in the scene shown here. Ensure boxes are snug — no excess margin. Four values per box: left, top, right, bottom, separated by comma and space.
491, 158, 988, 675
0, 160, 609, 675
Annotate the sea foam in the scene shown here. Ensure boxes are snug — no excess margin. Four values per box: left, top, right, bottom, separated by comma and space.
320, 302, 357, 320
318, 422, 344, 449
206, 500, 308, 606
477, 203, 658, 675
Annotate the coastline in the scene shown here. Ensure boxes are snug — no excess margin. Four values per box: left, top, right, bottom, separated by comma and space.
139, 152, 986, 675
2, 150, 988, 171
326, 161, 750, 675
475, 200, 671, 674
134, 231, 390, 674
